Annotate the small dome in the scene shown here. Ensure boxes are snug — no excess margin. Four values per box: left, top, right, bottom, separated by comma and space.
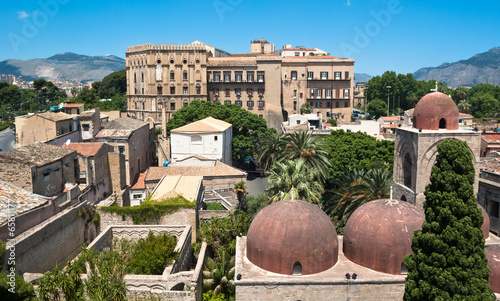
247, 200, 338, 275
478, 204, 490, 239
485, 245, 500, 293
413, 92, 459, 130
343, 199, 424, 274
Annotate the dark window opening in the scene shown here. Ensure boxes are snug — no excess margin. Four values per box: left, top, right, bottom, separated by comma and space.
492, 201, 499, 218
292, 262, 302, 275
439, 118, 446, 129
401, 195, 407, 202
401, 262, 408, 274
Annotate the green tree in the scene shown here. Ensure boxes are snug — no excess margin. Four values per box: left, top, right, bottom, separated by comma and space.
255, 131, 285, 172
403, 139, 493, 300
282, 130, 331, 181
76, 86, 99, 109
267, 159, 324, 204
203, 249, 235, 297
300, 102, 312, 114
367, 99, 387, 118
457, 99, 471, 113
98, 69, 127, 99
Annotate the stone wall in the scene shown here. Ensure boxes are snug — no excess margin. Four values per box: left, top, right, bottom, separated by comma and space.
108, 152, 126, 193
199, 210, 232, 222
3, 201, 97, 274
0, 198, 59, 241
236, 282, 404, 301
204, 175, 246, 190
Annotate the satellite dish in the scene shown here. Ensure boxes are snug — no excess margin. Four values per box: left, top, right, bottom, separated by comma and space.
65, 139, 71, 145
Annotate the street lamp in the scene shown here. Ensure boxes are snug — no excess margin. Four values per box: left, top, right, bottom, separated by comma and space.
386, 86, 391, 116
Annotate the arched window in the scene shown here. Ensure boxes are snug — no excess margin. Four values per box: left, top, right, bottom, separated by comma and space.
141, 72, 144, 82
191, 135, 202, 144
439, 118, 446, 129
183, 99, 188, 106
196, 84, 201, 95
403, 153, 412, 189
292, 262, 302, 275
157, 85, 163, 95
170, 85, 175, 95
170, 71, 175, 80
401, 195, 407, 202
151, 99, 156, 111
183, 71, 188, 80
196, 70, 201, 81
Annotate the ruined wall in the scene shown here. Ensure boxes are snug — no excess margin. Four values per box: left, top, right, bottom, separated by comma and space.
4, 202, 97, 274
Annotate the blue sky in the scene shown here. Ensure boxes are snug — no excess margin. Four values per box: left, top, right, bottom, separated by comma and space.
1, 0, 499, 76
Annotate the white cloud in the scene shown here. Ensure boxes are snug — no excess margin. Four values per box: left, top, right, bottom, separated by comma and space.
17, 11, 29, 19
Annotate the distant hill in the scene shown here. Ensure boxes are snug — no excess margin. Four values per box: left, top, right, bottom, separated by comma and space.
354, 73, 371, 83
413, 47, 500, 87
0, 52, 125, 83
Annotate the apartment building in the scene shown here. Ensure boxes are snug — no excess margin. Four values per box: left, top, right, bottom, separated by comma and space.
126, 39, 355, 129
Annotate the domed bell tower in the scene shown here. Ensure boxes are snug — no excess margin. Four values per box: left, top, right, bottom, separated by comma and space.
392, 92, 481, 209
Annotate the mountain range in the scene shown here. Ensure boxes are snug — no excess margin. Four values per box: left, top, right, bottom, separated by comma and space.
413, 47, 500, 87
0, 52, 125, 83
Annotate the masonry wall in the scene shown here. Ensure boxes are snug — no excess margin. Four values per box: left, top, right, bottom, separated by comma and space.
236, 282, 404, 301
3, 201, 97, 274
15, 115, 57, 147
108, 152, 126, 193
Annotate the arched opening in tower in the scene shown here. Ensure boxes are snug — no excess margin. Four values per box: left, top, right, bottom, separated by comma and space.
439, 118, 447, 129
292, 262, 302, 275
403, 153, 412, 189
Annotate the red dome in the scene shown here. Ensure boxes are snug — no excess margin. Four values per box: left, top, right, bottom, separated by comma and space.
485, 245, 500, 293
413, 92, 459, 130
247, 200, 338, 275
343, 199, 424, 274
478, 204, 490, 239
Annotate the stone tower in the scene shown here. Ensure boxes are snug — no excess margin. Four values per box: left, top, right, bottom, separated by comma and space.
392, 92, 481, 209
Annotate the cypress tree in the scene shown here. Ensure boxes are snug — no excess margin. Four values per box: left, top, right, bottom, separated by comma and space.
403, 139, 493, 300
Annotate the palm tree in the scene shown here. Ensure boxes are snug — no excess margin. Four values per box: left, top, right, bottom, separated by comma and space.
282, 130, 331, 181
255, 131, 285, 172
233, 181, 247, 212
203, 249, 235, 297
458, 99, 471, 113
323, 168, 392, 231
267, 159, 324, 204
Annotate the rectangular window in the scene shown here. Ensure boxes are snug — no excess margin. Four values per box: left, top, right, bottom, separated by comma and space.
326, 89, 332, 98
79, 172, 86, 179
294, 52, 300, 56
258, 100, 265, 107
293, 90, 297, 99
183, 72, 188, 80
235, 100, 242, 107
214, 136, 218, 141
247, 72, 254, 82
316, 102, 322, 108
344, 89, 350, 99
247, 88, 253, 96
293, 101, 297, 110
183, 87, 188, 95
345, 71, 350, 79
196, 86, 201, 94
247, 101, 254, 107
170, 72, 175, 80
300, 93, 303, 99
170, 102, 176, 110
235, 88, 241, 96
291, 71, 297, 80
133, 194, 142, 199
224, 73, 231, 82
327, 101, 331, 108
258, 89, 264, 96
336, 102, 339, 108
307, 72, 313, 80
43, 172, 50, 182
321, 72, 328, 80
335, 72, 341, 80
224, 100, 231, 104
82, 124, 90, 132
257, 74, 264, 82
214, 89, 219, 96
235, 73, 242, 82
214, 73, 220, 82
492, 201, 499, 218
345, 101, 349, 107
310, 89, 314, 98
225, 89, 230, 97
170, 86, 175, 94
316, 89, 322, 98
118, 146, 125, 154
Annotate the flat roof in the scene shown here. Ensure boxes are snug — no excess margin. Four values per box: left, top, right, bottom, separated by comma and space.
150, 175, 202, 202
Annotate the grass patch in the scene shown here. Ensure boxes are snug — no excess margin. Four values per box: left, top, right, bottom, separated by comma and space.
205, 202, 226, 211
100, 195, 195, 224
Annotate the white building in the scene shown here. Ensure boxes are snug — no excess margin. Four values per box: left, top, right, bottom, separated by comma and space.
276, 44, 329, 57
170, 117, 232, 165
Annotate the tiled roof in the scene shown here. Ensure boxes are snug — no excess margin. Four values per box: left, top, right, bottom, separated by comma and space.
479, 159, 500, 174
79, 110, 97, 118
151, 175, 202, 202
62, 103, 84, 108
0, 180, 48, 225
145, 161, 246, 182
0, 143, 75, 166
171, 117, 232, 133
37, 112, 73, 122
103, 117, 147, 131
62, 142, 104, 157
131, 172, 147, 190
379, 117, 402, 122
482, 134, 500, 143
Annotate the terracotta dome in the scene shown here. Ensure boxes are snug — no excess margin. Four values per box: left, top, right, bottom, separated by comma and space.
247, 199, 338, 275
413, 92, 459, 130
485, 245, 500, 293
478, 204, 490, 239
343, 199, 424, 274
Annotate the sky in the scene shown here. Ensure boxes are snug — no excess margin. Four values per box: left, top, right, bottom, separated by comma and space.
0, 0, 499, 77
